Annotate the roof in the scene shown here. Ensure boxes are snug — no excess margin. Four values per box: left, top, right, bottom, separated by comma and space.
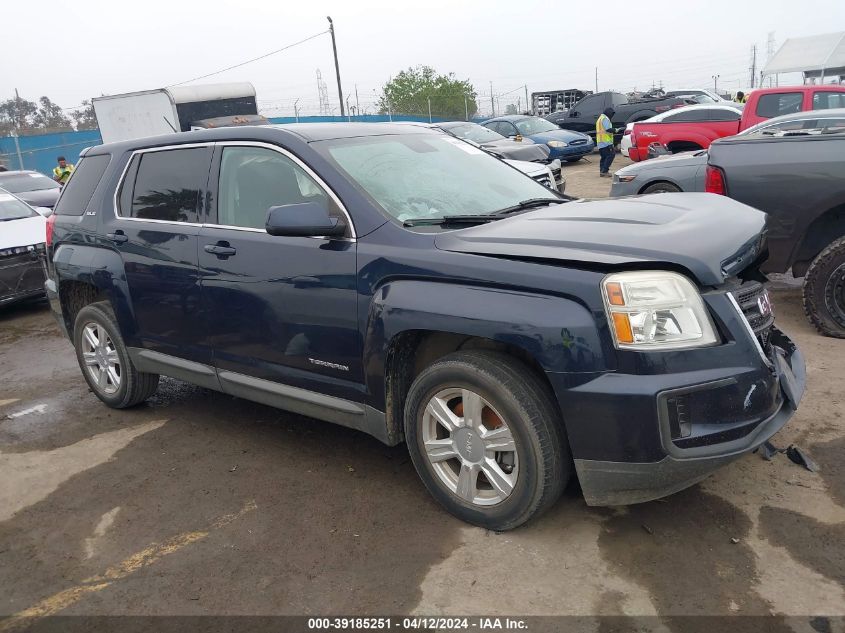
763, 32, 845, 75
93, 82, 256, 105
0, 170, 42, 177
84, 122, 443, 156
481, 115, 532, 123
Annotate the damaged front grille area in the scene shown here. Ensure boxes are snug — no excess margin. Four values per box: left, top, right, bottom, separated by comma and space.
732, 281, 775, 350
0, 244, 46, 303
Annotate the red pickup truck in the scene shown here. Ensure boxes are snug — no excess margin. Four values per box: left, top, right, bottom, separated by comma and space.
628, 85, 845, 162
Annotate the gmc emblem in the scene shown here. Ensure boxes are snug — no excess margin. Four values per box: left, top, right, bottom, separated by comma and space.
757, 292, 773, 317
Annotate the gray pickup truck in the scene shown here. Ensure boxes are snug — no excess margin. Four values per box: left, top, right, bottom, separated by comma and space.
707, 126, 845, 337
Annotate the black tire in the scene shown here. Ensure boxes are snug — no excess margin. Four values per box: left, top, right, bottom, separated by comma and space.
72, 301, 159, 407
404, 350, 570, 530
641, 182, 681, 194
802, 236, 845, 338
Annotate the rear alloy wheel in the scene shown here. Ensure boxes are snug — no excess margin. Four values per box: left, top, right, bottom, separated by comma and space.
641, 182, 681, 194
73, 302, 160, 407
405, 351, 569, 530
802, 236, 845, 338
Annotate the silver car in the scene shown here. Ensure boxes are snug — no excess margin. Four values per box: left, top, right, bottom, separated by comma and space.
610, 150, 707, 196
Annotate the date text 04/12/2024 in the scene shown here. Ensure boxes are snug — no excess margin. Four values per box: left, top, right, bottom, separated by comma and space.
307, 617, 528, 630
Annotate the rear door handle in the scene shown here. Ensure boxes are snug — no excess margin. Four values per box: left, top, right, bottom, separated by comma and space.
204, 243, 237, 257
106, 231, 128, 244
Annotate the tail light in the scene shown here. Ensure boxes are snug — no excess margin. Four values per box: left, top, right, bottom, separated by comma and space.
45, 213, 56, 247
623, 128, 631, 136
705, 166, 727, 195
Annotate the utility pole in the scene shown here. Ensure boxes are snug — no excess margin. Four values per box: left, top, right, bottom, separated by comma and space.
12, 88, 24, 169
294, 98, 300, 123
489, 81, 495, 117
712, 74, 720, 94
749, 44, 757, 89
524, 84, 530, 114
595, 67, 598, 93
464, 96, 469, 121
427, 96, 432, 123
327, 16, 345, 117
355, 84, 360, 118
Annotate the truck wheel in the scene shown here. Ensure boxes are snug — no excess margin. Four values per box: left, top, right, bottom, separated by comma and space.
802, 237, 845, 338
404, 351, 569, 530
641, 182, 681, 194
73, 301, 160, 408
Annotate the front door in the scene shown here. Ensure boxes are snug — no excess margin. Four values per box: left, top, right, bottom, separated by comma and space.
198, 143, 361, 403
106, 145, 212, 364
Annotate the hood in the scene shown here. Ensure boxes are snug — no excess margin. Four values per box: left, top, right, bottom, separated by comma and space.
527, 129, 592, 144
503, 159, 546, 177
434, 193, 766, 285
481, 139, 549, 162
0, 215, 47, 250
16, 188, 61, 208
619, 150, 707, 174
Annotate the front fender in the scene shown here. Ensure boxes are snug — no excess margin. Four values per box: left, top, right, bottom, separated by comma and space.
362, 280, 608, 411
52, 243, 138, 345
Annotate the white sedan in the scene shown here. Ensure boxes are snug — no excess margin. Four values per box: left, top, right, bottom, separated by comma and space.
0, 190, 48, 306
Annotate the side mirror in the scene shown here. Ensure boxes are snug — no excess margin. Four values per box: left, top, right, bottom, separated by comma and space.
570, 111, 579, 117
265, 202, 346, 238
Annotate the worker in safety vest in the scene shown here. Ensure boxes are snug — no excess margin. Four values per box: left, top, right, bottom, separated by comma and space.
596, 107, 615, 177
735, 91, 747, 104
53, 156, 74, 185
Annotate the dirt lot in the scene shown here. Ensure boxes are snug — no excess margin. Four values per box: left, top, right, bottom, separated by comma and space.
1, 157, 843, 627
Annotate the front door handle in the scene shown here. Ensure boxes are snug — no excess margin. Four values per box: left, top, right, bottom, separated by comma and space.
204, 242, 237, 257
106, 231, 128, 244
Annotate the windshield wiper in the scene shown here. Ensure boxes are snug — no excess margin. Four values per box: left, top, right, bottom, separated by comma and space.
493, 197, 561, 216
403, 215, 505, 227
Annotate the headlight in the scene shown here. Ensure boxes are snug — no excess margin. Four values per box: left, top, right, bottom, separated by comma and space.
601, 271, 718, 350
615, 174, 636, 183
547, 140, 568, 148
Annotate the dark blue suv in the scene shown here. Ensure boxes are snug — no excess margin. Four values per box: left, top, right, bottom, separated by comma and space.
44, 124, 804, 530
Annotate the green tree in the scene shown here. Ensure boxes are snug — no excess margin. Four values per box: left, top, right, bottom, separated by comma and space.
71, 99, 98, 130
32, 96, 73, 131
379, 66, 477, 120
0, 96, 38, 135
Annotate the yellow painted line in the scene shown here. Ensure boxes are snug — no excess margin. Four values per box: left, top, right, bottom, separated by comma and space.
0, 500, 256, 632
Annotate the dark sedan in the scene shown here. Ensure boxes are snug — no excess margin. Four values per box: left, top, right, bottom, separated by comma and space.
482, 115, 595, 162
0, 171, 61, 209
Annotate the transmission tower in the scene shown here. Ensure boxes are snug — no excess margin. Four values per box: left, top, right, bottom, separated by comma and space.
766, 32, 777, 87
317, 69, 330, 116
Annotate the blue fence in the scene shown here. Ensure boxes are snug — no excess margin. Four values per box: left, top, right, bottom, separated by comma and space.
0, 114, 481, 176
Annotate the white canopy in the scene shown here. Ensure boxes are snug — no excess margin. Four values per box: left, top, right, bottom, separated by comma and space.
763, 32, 845, 77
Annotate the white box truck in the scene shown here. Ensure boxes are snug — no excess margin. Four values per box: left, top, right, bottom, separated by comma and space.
92, 82, 267, 143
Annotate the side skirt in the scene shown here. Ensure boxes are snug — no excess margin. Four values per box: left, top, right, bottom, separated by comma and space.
127, 348, 393, 445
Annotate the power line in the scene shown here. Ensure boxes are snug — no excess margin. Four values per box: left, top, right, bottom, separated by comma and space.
169, 30, 329, 87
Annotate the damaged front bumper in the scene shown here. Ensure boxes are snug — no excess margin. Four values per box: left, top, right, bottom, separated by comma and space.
0, 247, 46, 306
571, 327, 805, 506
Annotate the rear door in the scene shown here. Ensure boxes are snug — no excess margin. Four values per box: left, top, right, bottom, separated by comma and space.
198, 142, 361, 404
104, 144, 213, 365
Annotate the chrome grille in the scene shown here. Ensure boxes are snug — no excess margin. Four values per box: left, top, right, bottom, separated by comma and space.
533, 175, 553, 189
733, 281, 775, 348
569, 139, 588, 146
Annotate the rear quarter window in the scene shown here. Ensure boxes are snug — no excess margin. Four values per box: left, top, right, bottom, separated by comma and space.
53, 154, 111, 216
812, 91, 845, 110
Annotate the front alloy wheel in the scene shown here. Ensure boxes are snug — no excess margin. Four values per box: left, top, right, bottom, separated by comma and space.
422, 388, 519, 506
405, 351, 570, 531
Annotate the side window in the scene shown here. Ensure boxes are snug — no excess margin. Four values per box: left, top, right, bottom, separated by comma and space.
755, 92, 803, 118
123, 147, 211, 223
812, 92, 845, 110
54, 154, 110, 216
215, 146, 335, 230
666, 109, 709, 122
709, 108, 741, 121
574, 95, 601, 113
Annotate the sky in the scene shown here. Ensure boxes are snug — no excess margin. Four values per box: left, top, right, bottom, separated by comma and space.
3, 0, 844, 118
